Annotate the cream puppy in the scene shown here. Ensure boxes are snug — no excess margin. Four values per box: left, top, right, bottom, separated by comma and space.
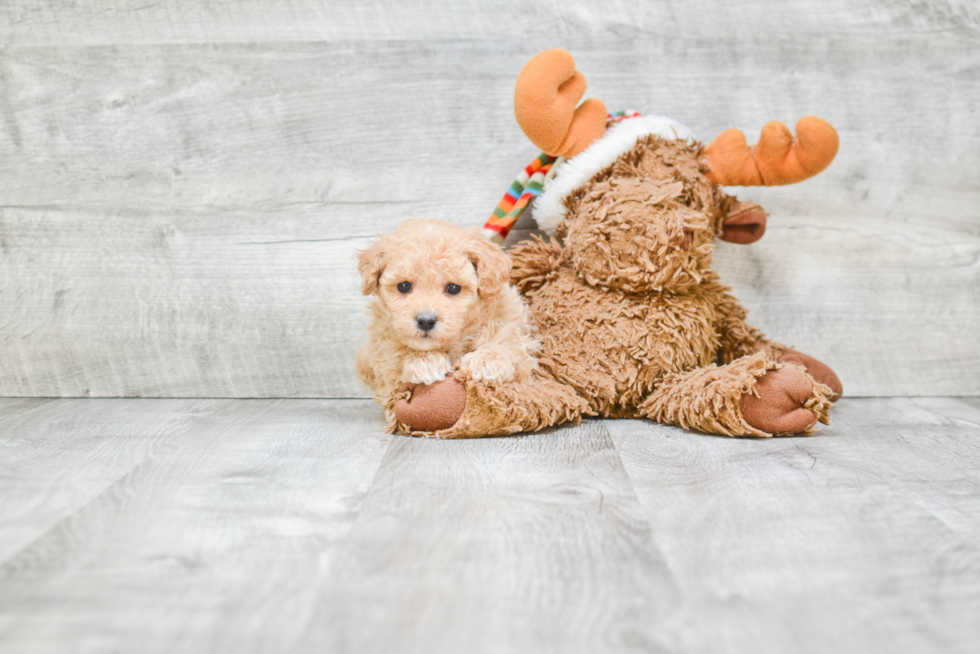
355, 219, 539, 401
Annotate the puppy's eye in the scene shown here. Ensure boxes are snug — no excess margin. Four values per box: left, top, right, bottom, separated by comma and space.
397, 281, 412, 293
445, 283, 461, 295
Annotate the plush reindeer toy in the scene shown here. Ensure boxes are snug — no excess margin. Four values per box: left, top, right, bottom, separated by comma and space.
390, 49, 843, 439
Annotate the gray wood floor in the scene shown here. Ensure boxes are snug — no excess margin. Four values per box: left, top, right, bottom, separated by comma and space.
2, 397, 978, 654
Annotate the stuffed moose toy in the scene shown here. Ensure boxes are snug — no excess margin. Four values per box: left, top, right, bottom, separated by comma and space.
363, 49, 843, 438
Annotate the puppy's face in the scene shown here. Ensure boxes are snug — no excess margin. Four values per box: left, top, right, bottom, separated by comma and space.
358, 219, 510, 352
379, 247, 480, 351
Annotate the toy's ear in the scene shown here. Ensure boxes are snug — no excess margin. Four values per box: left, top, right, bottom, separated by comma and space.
466, 230, 512, 297
357, 234, 393, 295
719, 202, 767, 244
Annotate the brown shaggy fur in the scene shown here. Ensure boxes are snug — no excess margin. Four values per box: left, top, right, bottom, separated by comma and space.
385, 374, 587, 439
505, 135, 833, 436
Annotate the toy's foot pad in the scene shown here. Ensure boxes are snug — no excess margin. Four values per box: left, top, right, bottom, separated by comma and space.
778, 349, 843, 402
741, 367, 823, 435
395, 375, 467, 432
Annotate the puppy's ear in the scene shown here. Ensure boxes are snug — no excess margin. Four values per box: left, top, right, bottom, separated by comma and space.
466, 230, 511, 297
357, 234, 392, 295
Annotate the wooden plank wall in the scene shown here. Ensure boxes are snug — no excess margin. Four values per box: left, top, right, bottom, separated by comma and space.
0, 0, 977, 398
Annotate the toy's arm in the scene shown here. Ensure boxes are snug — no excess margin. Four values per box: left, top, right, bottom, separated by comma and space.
509, 235, 566, 293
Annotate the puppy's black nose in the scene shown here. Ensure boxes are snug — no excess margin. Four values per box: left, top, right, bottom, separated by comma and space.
416, 313, 438, 332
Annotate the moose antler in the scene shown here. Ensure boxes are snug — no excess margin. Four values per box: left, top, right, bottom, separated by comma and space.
703, 116, 839, 186
514, 49, 608, 158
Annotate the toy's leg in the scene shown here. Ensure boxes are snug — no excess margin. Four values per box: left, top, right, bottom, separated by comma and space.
712, 293, 843, 403
639, 351, 833, 437
777, 349, 843, 402
389, 373, 588, 439
388, 377, 468, 432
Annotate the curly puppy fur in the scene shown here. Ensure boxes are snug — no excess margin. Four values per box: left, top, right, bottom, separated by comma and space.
356, 219, 540, 411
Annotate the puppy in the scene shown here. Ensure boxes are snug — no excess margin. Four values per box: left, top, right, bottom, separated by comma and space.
355, 219, 539, 403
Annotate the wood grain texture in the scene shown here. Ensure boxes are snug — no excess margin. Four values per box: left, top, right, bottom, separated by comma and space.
0, 398, 207, 563
0, 1, 978, 397
606, 397, 980, 654
2, 397, 979, 653
0, 398, 391, 654
296, 420, 680, 654
1, 0, 977, 45
0, 208, 370, 397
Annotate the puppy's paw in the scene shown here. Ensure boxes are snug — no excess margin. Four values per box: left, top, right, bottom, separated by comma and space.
402, 352, 454, 386
458, 346, 516, 383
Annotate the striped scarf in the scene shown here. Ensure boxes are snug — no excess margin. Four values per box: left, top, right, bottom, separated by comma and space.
482, 152, 559, 244
482, 111, 641, 244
